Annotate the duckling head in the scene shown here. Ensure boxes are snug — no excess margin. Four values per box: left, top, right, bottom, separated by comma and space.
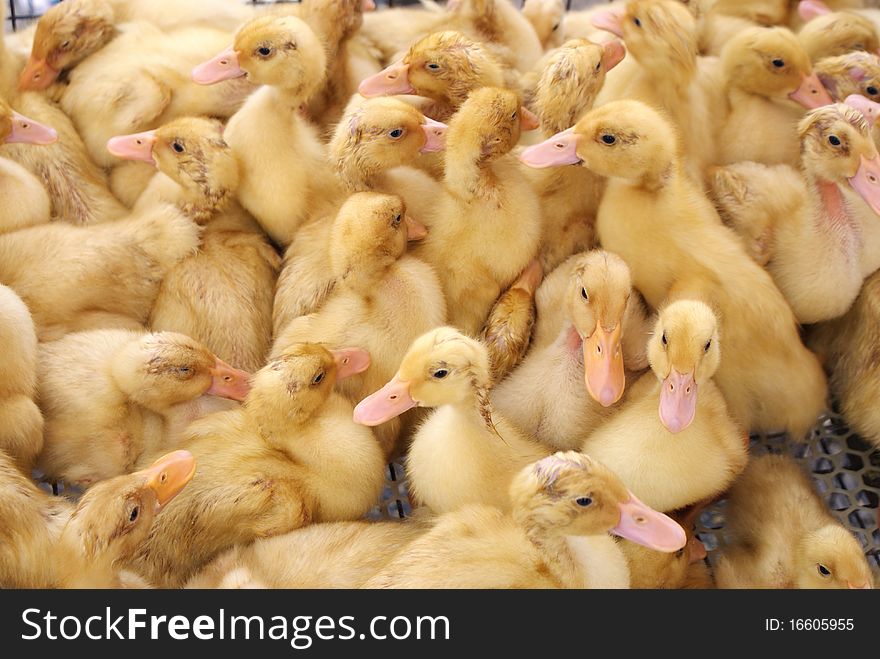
565, 251, 632, 408
247, 344, 370, 426
111, 332, 253, 412
647, 300, 720, 434
447, 87, 538, 164
522, 0, 566, 50
794, 524, 874, 589
329, 192, 425, 281
193, 15, 326, 97
358, 31, 505, 108
815, 51, 880, 103
592, 0, 697, 78
799, 103, 880, 215
61, 450, 195, 568
532, 38, 625, 136
0, 99, 57, 146
521, 100, 678, 185
511, 451, 687, 552
721, 26, 832, 109
353, 327, 494, 426
798, 1, 879, 62
329, 98, 447, 191
19, 0, 116, 91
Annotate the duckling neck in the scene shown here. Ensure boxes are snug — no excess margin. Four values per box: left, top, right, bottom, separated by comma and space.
810, 177, 860, 243
55, 524, 120, 588
444, 142, 499, 200
523, 525, 589, 588
246, 398, 315, 449
178, 185, 234, 226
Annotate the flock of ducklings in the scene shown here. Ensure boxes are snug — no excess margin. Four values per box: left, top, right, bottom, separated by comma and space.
0, 0, 878, 590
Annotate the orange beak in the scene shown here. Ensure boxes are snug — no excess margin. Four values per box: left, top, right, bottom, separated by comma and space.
137, 450, 196, 510
18, 56, 60, 91
583, 322, 625, 407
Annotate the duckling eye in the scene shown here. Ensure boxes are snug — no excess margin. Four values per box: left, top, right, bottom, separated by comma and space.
432, 368, 449, 379
129, 506, 139, 523
595, 61, 602, 71
171, 141, 185, 153
601, 134, 616, 145
426, 62, 441, 71
575, 496, 593, 507
312, 371, 325, 385
771, 58, 785, 68
661, 331, 668, 347
817, 563, 832, 577
633, 17, 642, 28
256, 46, 274, 58
581, 287, 589, 302
59, 40, 71, 50
392, 213, 402, 228
552, 23, 560, 31
176, 366, 192, 377
704, 339, 712, 352
388, 128, 405, 140
511, 110, 518, 121
674, 548, 685, 559
867, 85, 879, 96
828, 135, 842, 146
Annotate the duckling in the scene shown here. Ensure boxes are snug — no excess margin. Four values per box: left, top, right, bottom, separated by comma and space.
0, 98, 52, 232
716, 454, 873, 589
0, 285, 42, 472
522, 100, 827, 438
710, 103, 880, 323
710, 0, 790, 25
1, 448, 195, 588
107, 117, 279, 372
0, 202, 200, 338
581, 301, 748, 512
193, 15, 340, 247
414, 87, 541, 336
797, 0, 879, 62
273, 192, 446, 455
354, 327, 548, 513
526, 38, 623, 271
717, 26, 833, 166
522, 0, 566, 51
131, 344, 385, 588
365, 451, 686, 588
358, 30, 509, 123
815, 51, 880, 103
36, 329, 251, 487
492, 252, 644, 451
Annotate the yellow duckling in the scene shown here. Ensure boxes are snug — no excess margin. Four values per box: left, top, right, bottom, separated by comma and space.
716, 454, 874, 589
355, 327, 549, 513
132, 344, 385, 588
797, 0, 879, 62
522, 100, 827, 438
365, 451, 686, 588
814, 51, 880, 103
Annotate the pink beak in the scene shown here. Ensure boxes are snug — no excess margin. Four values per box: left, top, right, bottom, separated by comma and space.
611, 492, 687, 552
520, 127, 582, 168
353, 376, 418, 426
602, 40, 626, 72
331, 347, 372, 380
591, 8, 626, 38
106, 130, 158, 165
420, 117, 448, 153
845, 94, 880, 128
848, 154, 880, 216
847, 581, 872, 589
405, 214, 428, 241
659, 368, 698, 434
358, 60, 415, 97
206, 358, 252, 402
687, 535, 708, 564
520, 107, 540, 132
6, 111, 58, 145
362, 0, 376, 10
192, 46, 246, 85
789, 73, 833, 109
798, 0, 831, 22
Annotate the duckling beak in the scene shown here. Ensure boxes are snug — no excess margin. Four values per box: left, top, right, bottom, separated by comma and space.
789, 73, 833, 109
6, 111, 58, 145
798, 0, 831, 22
848, 154, 880, 215
687, 535, 708, 564
583, 323, 625, 408
18, 56, 60, 91
405, 214, 428, 241
138, 450, 196, 510
591, 8, 625, 38
362, 0, 377, 10
420, 117, 448, 153
106, 130, 157, 165
612, 492, 687, 552
846, 581, 872, 589
207, 358, 252, 402
358, 60, 415, 97
519, 128, 582, 168
331, 348, 372, 380
602, 41, 626, 72
520, 107, 540, 131
659, 368, 698, 434
192, 46, 246, 85
845, 94, 880, 128
353, 376, 418, 426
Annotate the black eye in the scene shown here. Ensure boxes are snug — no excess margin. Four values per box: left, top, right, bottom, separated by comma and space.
595, 61, 601, 71
511, 111, 517, 121
257, 46, 273, 57
392, 213, 402, 227
575, 496, 593, 507
60, 40, 71, 50
674, 548, 685, 559
388, 128, 404, 139
601, 134, 616, 145
829, 135, 842, 146
312, 371, 325, 385
581, 287, 589, 301
177, 366, 192, 376
129, 506, 139, 522
552, 23, 560, 31
867, 86, 879, 96
771, 58, 785, 68
633, 17, 642, 27
817, 564, 831, 577
704, 339, 711, 352
171, 141, 184, 153
426, 62, 441, 71
432, 369, 448, 379
661, 331, 668, 347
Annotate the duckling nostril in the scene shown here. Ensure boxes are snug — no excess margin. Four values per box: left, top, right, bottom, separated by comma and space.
223, 375, 233, 383
220, 59, 229, 66
342, 357, 350, 365
160, 473, 168, 484
389, 394, 398, 400
555, 143, 565, 149
634, 515, 647, 525
596, 345, 602, 354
